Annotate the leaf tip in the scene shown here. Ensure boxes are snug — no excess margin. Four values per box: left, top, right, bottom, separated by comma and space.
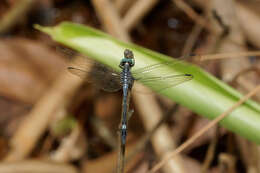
33, 24, 53, 35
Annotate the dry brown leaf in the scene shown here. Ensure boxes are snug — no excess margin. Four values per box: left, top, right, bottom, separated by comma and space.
0, 38, 66, 103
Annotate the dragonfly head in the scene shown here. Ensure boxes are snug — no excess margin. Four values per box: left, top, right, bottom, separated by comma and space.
119, 49, 135, 68
124, 49, 133, 59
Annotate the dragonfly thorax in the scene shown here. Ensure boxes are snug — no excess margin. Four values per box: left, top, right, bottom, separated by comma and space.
119, 58, 135, 68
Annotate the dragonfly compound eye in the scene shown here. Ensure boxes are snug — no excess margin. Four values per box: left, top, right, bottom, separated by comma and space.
124, 49, 134, 59
123, 49, 135, 67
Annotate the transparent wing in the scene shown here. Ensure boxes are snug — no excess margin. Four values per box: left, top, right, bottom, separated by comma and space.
135, 74, 193, 93
132, 54, 192, 77
132, 61, 179, 77
62, 48, 122, 92
132, 55, 193, 92
68, 66, 122, 92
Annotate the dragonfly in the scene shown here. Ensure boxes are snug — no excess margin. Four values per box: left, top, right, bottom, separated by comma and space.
66, 48, 193, 172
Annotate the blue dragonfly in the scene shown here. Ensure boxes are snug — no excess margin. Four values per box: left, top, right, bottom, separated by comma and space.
66, 48, 193, 172
67, 49, 192, 144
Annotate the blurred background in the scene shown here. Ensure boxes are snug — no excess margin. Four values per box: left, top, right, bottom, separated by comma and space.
0, 0, 260, 173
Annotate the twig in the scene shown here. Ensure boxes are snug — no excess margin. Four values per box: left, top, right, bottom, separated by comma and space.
218, 153, 236, 173
210, 0, 254, 88
114, 0, 127, 13
212, 10, 230, 37
134, 84, 186, 173
201, 126, 218, 173
0, 160, 78, 173
231, 67, 260, 102
91, 0, 130, 41
172, 0, 246, 49
0, 0, 35, 34
236, 136, 259, 172
114, 0, 136, 15
148, 85, 260, 173
191, 0, 260, 49
182, 23, 203, 56
125, 104, 179, 163
195, 51, 260, 61
172, 0, 213, 32
231, 67, 260, 84
122, 0, 160, 31
236, 3, 260, 49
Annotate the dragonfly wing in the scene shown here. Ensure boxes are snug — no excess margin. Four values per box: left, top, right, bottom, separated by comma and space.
135, 74, 193, 93
132, 61, 177, 77
68, 56, 122, 92
132, 55, 193, 93
132, 55, 192, 77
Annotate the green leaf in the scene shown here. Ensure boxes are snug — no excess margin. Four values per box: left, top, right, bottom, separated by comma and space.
35, 22, 260, 143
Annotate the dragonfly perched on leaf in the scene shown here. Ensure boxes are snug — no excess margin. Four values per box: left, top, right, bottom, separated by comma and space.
62, 47, 193, 173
